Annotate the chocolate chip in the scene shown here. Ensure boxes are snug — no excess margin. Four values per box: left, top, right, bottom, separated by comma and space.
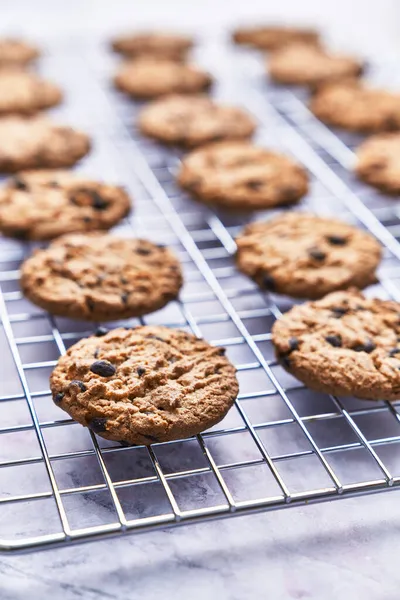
280, 356, 291, 369
120, 276, 128, 284
95, 326, 108, 337
89, 417, 108, 433
83, 216, 92, 223
121, 293, 129, 304
279, 185, 299, 201
262, 274, 276, 291
217, 347, 226, 356
326, 235, 347, 246
247, 179, 264, 190
325, 335, 342, 347
331, 307, 348, 317
69, 380, 86, 392
94, 348, 99, 359
90, 360, 116, 377
137, 366, 146, 376
54, 392, 64, 403
389, 348, 400, 357
156, 244, 166, 250
13, 176, 27, 190
353, 340, 376, 353
214, 366, 221, 374
91, 191, 109, 211
135, 246, 152, 256
309, 248, 326, 261
288, 337, 299, 352
86, 297, 95, 312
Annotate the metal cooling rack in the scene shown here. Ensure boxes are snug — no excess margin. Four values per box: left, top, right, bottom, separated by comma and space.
2, 36, 400, 554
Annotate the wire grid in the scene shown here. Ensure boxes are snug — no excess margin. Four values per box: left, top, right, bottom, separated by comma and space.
2, 38, 400, 554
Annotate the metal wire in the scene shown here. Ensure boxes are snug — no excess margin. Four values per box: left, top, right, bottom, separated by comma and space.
1, 38, 400, 554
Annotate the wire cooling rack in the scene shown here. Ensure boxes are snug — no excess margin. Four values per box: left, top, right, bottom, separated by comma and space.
2, 36, 400, 554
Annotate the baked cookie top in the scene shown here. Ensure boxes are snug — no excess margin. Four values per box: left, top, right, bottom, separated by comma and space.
114, 58, 212, 99
0, 170, 131, 240
20, 234, 183, 321
0, 38, 39, 66
0, 116, 90, 173
111, 31, 193, 61
310, 81, 400, 133
50, 325, 238, 445
232, 25, 319, 50
178, 141, 309, 210
272, 289, 400, 400
268, 44, 363, 86
138, 95, 256, 147
0, 71, 62, 115
355, 133, 400, 194
236, 213, 381, 298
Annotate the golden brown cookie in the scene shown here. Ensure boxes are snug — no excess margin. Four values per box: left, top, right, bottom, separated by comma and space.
0, 71, 62, 115
49, 325, 238, 445
0, 170, 131, 240
114, 58, 212, 99
0, 116, 90, 173
310, 81, 400, 132
111, 31, 193, 62
20, 234, 183, 321
138, 95, 256, 147
232, 25, 319, 50
272, 289, 400, 400
355, 133, 400, 194
178, 141, 309, 210
268, 44, 363, 86
0, 38, 39, 67
236, 213, 382, 298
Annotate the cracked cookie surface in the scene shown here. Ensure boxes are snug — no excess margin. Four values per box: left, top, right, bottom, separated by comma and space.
272, 290, 400, 400
355, 133, 400, 194
178, 141, 309, 210
0, 170, 131, 240
138, 95, 256, 147
236, 213, 381, 298
50, 325, 238, 444
21, 233, 183, 321
111, 31, 192, 61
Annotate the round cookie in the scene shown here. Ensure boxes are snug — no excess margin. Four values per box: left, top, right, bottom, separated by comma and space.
355, 133, 400, 194
50, 325, 238, 444
0, 116, 90, 173
0, 38, 39, 67
178, 141, 309, 210
272, 289, 400, 401
138, 95, 256, 147
0, 71, 62, 115
114, 58, 212, 99
0, 170, 131, 240
20, 234, 183, 321
310, 81, 400, 133
232, 25, 319, 50
268, 44, 363, 86
111, 31, 192, 61
236, 213, 381, 299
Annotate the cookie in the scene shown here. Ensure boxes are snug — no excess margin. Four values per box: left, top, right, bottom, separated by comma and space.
310, 81, 400, 133
268, 44, 363, 86
49, 325, 238, 444
111, 31, 192, 62
271, 289, 400, 400
0, 71, 62, 115
178, 141, 309, 210
355, 133, 400, 194
20, 234, 183, 321
236, 213, 381, 299
232, 25, 319, 50
0, 38, 39, 67
0, 116, 90, 172
138, 95, 256, 147
0, 170, 131, 240
114, 58, 212, 99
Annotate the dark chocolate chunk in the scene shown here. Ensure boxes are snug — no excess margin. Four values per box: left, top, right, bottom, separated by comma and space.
326, 235, 347, 246
94, 326, 108, 337
325, 335, 342, 347
135, 246, 152, 256
280, 356, 291, 369
94, 348, 99, 359
54, 392, 64, 403
13, 176, 27, 190
137, 366, 146, 377
91, 191, 109, 211
89, 417, 108, 433
331, 307, 349, 317
217, 347, 226, 356
247, 179, 264, 190
353, 340, 376, 353
288, 337, 299, 352
262, 274, 276, 291
121, 292, 129, 304
389, 348, 400, 357
309, 248, 326, 261
90, 360, 116, 377
69, 380, 87, 392
120, 276, 128, 284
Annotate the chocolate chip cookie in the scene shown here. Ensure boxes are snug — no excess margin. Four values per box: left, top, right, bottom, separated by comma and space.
178, 141, 309, 210
138, 95, 256, 147
0, 171, 131, 240
0, 38, 39, 67
0, 116, 90, 173
310, 81, 400, 132
111, 31, 193, 62
355, 133, 400, 194
272, 289, 400, 400
268, 44, 363, 86
232, 25, 319, 50
0, 71, 62, 115
236, 213, 381, 298
114, 58, 212, 99
20, 234, 183, 321
50, 325, 238, 444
